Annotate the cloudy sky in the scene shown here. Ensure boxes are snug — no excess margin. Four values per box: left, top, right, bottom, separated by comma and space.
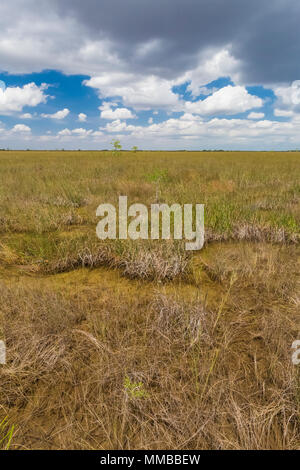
0, 0, 300, 150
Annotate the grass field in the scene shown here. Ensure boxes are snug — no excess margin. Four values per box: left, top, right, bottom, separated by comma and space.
0, 150, 299, 450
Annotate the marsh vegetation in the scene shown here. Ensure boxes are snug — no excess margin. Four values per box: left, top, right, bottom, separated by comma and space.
0, 150, 299, 449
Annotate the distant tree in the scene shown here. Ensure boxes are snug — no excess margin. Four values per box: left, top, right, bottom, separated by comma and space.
132, 146, 138, 153
111, 139, 122, 156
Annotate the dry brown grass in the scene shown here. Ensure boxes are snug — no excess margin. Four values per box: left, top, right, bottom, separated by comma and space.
42, 239, 191, 282
205, 224, 299, 244
0, 243, 299, 450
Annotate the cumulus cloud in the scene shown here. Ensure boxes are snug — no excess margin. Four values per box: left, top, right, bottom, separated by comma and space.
101, 119, 132, 133
273, 81, 300, 117
248, 112, 265, 120
99, 102, 136, 119
177, 49, 241, 97
185, 86, 263, 116
57, 128, 72, 136
0, 2, 120, 76
274, 109, 294, 118
85, 74, 181, 111
99, 113, 300, 146
11, 124, 31, 133
58, 127, 93, 138
20, 113, 33, 119
28, 112, 300, 150
72, 128, 93, 137
42, 108, 70, 119
78, 113, 87, 122
0, 82, 47, 114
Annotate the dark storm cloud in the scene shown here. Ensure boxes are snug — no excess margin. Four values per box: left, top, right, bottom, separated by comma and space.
52, 0, 300, 83
233, 1, 300, 83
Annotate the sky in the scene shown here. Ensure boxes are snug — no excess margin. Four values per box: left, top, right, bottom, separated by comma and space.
0, 0, 300, 150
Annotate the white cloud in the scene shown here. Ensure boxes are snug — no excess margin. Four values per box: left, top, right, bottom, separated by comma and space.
58, 128, 71, 136
274, 81, 300, 108
185, 86, 263, 116
85, 73, 182, 111
72, 128, 93, 137
100, 113, 203, 138
180, 113, 203, 121
197, 86, 219, 96
93, 130, 104, 138
42, 108, 70, 119
11, 123, 31, 133
274, 108, 294, 117
95, 111, 300, 148
101, 119, 131, 133
21, 112, 300, 150
0, 82, 47, 114
0, 3, 121, 76
176, 48, 241, 97
99, 102, 136, 119
20, 112, 33, 119
248, 112, 265, 119
58, 127, 93, 138
273, 81, 300, 119
78, 113, 87, 122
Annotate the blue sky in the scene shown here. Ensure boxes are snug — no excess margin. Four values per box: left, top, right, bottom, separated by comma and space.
0, 1, 300, 150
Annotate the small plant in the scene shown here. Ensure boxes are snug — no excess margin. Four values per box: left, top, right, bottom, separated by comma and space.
0, 416, 15, 450
111, 139, 122, 156
145, 168, 169, 202
124, 375, 148, 400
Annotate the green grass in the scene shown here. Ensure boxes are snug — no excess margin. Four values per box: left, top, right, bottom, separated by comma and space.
0, 151, 299, 234
0, 151, 299, 271
0, 416, 15, 450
